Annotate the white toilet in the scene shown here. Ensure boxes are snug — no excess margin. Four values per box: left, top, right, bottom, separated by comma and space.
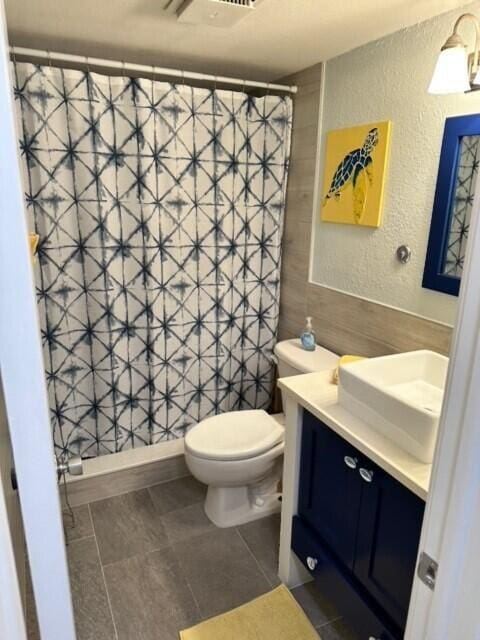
184, 339, 339, 527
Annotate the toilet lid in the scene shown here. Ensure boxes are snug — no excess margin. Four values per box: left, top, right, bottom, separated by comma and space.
185, 410, 284, 461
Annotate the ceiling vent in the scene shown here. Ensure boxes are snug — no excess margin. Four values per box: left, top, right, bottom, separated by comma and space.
176, 0, 263, 27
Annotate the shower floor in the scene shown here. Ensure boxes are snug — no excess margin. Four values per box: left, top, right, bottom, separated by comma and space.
26, 476, 356, 640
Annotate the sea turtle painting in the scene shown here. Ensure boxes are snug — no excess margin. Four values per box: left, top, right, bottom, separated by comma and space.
323, 127, 379, 223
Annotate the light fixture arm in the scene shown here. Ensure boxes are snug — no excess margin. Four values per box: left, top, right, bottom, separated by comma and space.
449, 13, 480, 76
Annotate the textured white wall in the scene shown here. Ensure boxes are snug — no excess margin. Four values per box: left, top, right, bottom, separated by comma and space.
311, 4, 480, 326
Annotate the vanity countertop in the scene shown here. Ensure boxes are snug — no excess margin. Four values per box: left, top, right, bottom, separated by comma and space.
278, 370, 431, 500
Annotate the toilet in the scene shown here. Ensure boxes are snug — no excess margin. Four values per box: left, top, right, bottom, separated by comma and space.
184, 339, 339, 527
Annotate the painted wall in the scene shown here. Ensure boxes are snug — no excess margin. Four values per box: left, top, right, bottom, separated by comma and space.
311, 4, 480, 326
277, 65, 452, 358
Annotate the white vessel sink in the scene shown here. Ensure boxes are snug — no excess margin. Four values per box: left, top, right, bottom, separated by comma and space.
338, 350, 449, 463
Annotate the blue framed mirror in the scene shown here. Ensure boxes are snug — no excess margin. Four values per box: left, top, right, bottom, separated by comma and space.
423, 114, 480, 297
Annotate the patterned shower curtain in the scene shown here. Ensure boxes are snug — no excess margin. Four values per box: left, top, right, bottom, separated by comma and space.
13, 62, 292, 459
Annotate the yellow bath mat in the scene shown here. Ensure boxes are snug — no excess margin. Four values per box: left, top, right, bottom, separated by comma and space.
179, 585, 320, 640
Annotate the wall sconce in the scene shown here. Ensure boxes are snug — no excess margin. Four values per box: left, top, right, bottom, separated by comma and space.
429, 13, 480, 95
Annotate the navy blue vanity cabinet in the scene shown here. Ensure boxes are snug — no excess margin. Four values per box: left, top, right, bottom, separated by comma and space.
354, 459, 425, 630
294, 410, 425, 639
298, 409, 363, 568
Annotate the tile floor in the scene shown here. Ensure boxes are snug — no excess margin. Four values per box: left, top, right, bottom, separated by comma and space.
27, 476, 357, 640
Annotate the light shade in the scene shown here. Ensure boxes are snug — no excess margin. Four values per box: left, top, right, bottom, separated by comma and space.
428, 46, 471, 94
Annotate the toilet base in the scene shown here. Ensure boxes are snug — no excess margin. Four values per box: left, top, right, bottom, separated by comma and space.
204, 484, 282, 528
203, 457, 283, 527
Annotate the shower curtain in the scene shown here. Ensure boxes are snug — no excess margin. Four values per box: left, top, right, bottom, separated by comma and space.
13, 62, 292, 459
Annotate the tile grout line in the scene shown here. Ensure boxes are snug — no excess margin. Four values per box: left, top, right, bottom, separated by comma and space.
316, 615, 343, 629
88, 503, 120, 640
234, 527, 277, 589
63, 532, 95, 545
154, 496, 211, 622
88, 489, 207, 570
96, 488, 172, 568
100, 542, 170, 569
169, 544, 204, 622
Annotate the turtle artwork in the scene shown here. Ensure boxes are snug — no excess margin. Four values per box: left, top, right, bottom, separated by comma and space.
320, 121, 391, 228
323, 127, 379, 224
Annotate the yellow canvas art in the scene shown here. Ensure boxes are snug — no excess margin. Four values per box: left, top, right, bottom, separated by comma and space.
321, 121, 392, 227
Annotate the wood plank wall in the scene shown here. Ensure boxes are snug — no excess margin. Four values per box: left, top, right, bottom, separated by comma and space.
278, 64, 452, 357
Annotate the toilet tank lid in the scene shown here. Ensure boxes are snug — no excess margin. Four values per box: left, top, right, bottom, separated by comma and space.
274, 339, 338, 373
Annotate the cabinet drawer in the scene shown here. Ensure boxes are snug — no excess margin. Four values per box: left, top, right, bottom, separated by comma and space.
292, 516, 401, 640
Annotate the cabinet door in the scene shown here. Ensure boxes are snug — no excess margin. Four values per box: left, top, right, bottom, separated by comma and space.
298, 411, 363, 569
354, 461, 425, 630
292, 517, 401, 640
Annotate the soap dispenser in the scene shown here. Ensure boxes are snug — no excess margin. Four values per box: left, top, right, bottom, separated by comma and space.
300, 317, 316, 351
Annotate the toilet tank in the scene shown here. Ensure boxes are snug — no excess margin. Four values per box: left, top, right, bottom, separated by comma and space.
274, 339, 338, 378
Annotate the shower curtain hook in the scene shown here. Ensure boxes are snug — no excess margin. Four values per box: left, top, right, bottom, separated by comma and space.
214, 75, 218, 93
242, 78, 247, 94
46, 49, 52, 68
266, 82, 271, 97
85, 55, 90, 75
122, 59, 126, 79
11, 46, 16, 64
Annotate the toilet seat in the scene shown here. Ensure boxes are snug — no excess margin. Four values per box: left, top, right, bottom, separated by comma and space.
185, 410, 284, 461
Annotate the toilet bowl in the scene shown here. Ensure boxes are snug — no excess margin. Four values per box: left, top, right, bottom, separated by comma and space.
185, 410, 285, 528
185, 339, 339, 527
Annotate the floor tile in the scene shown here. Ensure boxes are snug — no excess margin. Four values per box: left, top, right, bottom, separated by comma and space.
90, 489, 166, 565
172, 528, 271, 619
291, 581, 342, 629
148, 476, 206, 515
104, 547, 201, 640
67, 537, 116, 640
63, 504, 93, 543
237, 513, 281, 586
161, 502, 216, 544
317, 618, 360, 640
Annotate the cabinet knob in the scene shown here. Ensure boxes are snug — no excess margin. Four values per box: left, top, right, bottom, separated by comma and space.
306, 556, 318, 571
359, 468, 374, 483
344, 455, 358, 469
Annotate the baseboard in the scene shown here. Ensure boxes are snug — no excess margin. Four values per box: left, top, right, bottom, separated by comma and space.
61, 451, 189, 506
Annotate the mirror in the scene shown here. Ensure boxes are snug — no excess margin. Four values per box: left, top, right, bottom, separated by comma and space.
423, 115, 480, 297
441, 135, 478, 276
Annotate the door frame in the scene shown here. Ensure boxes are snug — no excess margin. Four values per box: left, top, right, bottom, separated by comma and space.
0, 2, 76, 638
0, 464, 26, 639
405, 161, 480, 637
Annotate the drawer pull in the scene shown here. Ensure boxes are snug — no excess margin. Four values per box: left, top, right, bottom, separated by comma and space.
344, 455, 358, 469
359, 468, 374, 483
306, 556, 318, 571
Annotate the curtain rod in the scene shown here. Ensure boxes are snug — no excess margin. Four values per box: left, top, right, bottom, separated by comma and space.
10, 46, 297, 95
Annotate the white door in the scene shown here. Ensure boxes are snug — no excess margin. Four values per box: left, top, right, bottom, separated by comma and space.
0, 380, 27, 640
405, 167, 480, 637
0, 1, 76, 638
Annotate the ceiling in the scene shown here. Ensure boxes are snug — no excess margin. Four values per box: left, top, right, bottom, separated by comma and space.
4, 0, 473, 81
